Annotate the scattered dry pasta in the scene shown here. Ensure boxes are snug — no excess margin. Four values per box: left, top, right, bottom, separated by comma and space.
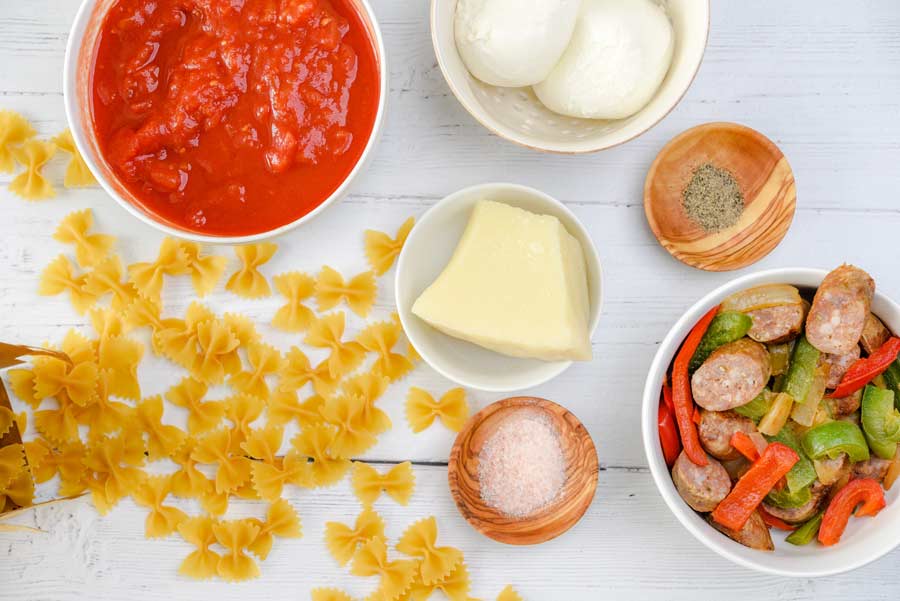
0, 110, 35, 173
351, 461, 415, 507
291, 423, 351, 487
8, 138, 56, 200
180, 242, 227, 297
226, 243, 277, 298
53, 128, 96, 187
364, 217, 414, 276
53, 210, 115, 268
315, 266, 377, 317
128, 237, 191, 301
350, 535, 418, 601
272, 271, 316, 332
324, 507, 386, 566
405, 387, 470, 433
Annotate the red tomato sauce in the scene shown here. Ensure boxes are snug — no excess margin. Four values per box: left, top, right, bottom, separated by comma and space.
90, 0, 380, 236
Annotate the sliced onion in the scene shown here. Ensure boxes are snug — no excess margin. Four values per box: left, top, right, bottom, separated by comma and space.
721, 284, 803, 314
885, 448, 900, 491
791, 363, 830, 427
759, 392, 794, 436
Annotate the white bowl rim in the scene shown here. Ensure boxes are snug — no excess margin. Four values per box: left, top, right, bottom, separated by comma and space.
395, 182, 604, 392
62, 0, 389, 244
641, 266, 900, 577
429, 0, 711, 155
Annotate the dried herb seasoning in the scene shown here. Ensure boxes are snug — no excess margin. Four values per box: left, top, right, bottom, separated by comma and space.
682, 163, 745, 233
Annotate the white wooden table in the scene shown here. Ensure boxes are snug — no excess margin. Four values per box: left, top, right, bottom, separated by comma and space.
2, 1, 900, 599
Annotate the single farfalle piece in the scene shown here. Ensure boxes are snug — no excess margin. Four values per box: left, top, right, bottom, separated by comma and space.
365, 217, 414, 276
170, 438, 214, 500
405, 387, 469, 433
53, 209, 115, 268
324, 508, 385, 566
191, 428, 252, 494
266, 389, 324, 429
83, 431, 145, 513
315, 266, 377, 317
311, 589, 355, 601
33, 401, 79, 445
90, 307, 124, 348
123, 296, 167, 333
135, 395, 187, 461
357, 320, 414, 382
226, 243, 277, 299
272, 271, 316, 332
177, 516, 220, 580
0, 110, 35, 173
60, 328, 96, 366
82, 256, 139, 311
396, 517, 463, 585
38, 255, 97, 314
407, 562, 472, 601
153, 302, 213, 369
176, 241, 227, 297
240, 423, 284, 465
278, 346, 339, 398
97, 335, 143, 400
53, 128, 96, 187
229, 342, 284, 399
304, 313, 366, 379
131, 474, 188, 538
212, 519, 261, 582
8, 368, 40, 409
78, 370, 134, 439
247, 498, 302, 560
128, 237, 192, 301
250, 448, 311, 501
32, 355, 98, 407
223, 312, 260, 346
351, 461, 415, 507
225, 393, 266, 448
0, 445, 33, 509
496, 585, 524, 601
350, 536, 418, 601
320, 395, 380, 459
341, 372, 392, 434
9, 138, 56, 200
193, 319, 241, 384
165, 377, 224, 435
290, 423, 351, 487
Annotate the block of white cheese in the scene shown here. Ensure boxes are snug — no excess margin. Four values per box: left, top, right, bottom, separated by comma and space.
412, 200, 592, 361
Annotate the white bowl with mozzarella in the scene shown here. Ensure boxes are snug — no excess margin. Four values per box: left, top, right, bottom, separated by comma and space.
431, 0, 710, 153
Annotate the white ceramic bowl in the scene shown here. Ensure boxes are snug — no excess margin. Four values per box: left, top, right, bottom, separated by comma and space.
642, 267, 900, 577
430, 0, 709, 153
63, 0, 388, 244
396, 183, 602, 392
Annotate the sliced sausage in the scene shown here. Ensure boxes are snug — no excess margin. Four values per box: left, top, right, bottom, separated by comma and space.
671, 451, 731, 512
761, 481, 829, 524
814, 454, 851, 486
721, 457, 752, 483
806, 265, 875, 355
819, 345, 861, 389
699, 410, 759, 461
691, 339, 771, 411
853, 458, 893, 483
708, 511, 774, 551
825, 389, 862, 418
746, 304, 805, 344
860, 313, 891, 355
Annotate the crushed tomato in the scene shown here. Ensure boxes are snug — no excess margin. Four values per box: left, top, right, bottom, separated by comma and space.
90, 0, 380, 236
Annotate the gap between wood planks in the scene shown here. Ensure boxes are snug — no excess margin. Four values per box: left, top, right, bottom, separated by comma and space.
361, 458, 648, 473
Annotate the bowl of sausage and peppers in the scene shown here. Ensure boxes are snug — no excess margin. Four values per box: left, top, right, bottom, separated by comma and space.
643, 265, 900, 576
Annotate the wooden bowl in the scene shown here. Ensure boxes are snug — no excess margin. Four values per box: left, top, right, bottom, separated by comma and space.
644, 122, 796, 271
447, 397, 598, 545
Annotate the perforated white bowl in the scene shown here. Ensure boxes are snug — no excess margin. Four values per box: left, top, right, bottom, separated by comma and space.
431, 0, 709, 153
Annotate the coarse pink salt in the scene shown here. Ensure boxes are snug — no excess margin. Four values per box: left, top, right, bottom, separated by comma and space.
477, 408, 567, 518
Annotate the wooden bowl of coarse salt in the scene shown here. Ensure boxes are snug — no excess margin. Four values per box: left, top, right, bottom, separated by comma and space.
447, 397, 598, 545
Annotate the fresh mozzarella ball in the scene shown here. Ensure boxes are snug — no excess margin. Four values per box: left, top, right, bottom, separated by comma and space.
533, 0, 675, 120
455, 0, 583, 88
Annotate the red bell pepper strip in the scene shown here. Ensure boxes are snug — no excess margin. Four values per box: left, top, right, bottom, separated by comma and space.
662, 378, 675, 415
692, 407, 702, 425
658, 398, 681, 467
758, 506, 798, 531
672, 306, 719, 466
730, 431, 761, 463
711, 442, 799, 531
818, 478, 886, 546
828, 337, 900, 399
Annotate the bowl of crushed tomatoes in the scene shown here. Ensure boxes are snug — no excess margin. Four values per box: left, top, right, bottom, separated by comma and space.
642, 266, 900, 577
64, 0, 387, 242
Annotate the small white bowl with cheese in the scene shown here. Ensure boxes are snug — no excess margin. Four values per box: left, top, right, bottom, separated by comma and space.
396, 183, 602, 392
431, 0, 709, 153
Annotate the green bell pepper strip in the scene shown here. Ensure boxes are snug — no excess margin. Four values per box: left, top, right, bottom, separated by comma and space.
734, 388, 773, 421
882, 359, 900, 411
782, 336, 820, 401
802, 421, 870, 463
767, 426, 817, 493
688, 311, 754, 373
765, 483, 812, 509
861, 385, 900, 460
786, 512, 824, 546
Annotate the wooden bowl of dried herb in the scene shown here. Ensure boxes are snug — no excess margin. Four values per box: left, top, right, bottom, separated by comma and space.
643, 122, 796, 271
